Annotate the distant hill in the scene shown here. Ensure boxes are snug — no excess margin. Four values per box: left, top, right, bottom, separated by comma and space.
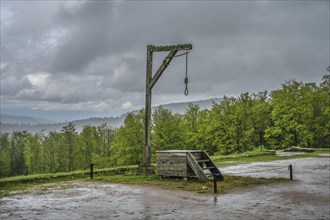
0, 114, 57, 124
0, 115, 126, 134
0, 98, 221, 134
160, 98, 221, 114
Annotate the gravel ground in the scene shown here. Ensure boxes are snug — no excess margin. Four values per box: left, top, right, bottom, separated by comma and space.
1, 157, 329, 220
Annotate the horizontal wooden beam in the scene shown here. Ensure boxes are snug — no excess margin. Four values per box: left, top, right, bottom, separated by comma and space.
148, 44, 192, 52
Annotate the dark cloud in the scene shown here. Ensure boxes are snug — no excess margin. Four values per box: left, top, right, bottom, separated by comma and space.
1, 0, 329, 121
51, 1, 115, 73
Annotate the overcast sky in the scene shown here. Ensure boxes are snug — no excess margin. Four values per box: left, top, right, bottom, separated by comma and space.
1, 0, 329, 122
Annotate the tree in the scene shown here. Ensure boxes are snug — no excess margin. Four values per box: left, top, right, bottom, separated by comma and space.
182, 103, 201, 149
61, 122, 77, 172
9, 131, 29, 176
112, 110, 144, 165
208, 96, 238, 154
266, 78, 329, 149
152, 106, 185, 152
79, 125, 96, 169
250, 91, 272, 148
0, 133, 11, 177
233, 92, 255, 152
24, 133, 44, 174
43, 131, 62, 173
194, 108, 219, 154
91, 123, 114, 168
317, 71, 330, 147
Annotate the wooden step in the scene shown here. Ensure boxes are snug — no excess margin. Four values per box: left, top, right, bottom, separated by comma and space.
203, 166, 216, 170
197, 159, 210, 163
187, 152, 208, 182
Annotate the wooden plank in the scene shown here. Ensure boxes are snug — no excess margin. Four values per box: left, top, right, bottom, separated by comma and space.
157, 163, 186, 167
157, 163, 186, 166
158, 171, 186, 174
203, 166, 215, 170
156, 152, 187, 156
158, 172, 187, 177
157, 155, 183, 157
156, 153, 186, 156
157, 167, 186, 171
156, 158, 186, 162
201, 151, 224, 181
187, 152, 208, 182
190, 152, 202, 160
156, 150, 202, 153
157, 162, 185, 166
149, 44, 192, 52
197, 159, 210, 163
157, 157, 186, 162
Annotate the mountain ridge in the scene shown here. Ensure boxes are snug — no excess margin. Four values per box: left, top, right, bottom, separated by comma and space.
0, 114, 57, 125
0, 98, 221, 133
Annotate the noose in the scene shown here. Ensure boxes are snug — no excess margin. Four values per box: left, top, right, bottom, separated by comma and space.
184, 50, 189, 96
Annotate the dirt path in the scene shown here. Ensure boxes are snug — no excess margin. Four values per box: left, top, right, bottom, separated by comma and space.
1, 157, 329, 220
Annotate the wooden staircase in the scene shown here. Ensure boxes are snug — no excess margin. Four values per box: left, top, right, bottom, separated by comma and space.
187, 151, 224, 182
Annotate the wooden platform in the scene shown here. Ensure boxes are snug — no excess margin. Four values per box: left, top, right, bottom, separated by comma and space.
156, 150, 224, 182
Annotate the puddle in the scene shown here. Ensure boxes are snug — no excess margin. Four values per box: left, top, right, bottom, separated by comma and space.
1, 158, 329, 220
277, 152, 306, 156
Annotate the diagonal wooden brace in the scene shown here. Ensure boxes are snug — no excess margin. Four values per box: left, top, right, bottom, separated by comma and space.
149, 50, 178, 90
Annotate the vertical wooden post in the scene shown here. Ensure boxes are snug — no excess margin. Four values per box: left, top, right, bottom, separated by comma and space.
289, 164, 293, 180
90, 163, 94, 179
143, 46, 153, 169
213, 174, 218, 193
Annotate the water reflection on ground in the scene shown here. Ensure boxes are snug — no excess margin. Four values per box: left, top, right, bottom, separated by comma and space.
1, 157, 329, 220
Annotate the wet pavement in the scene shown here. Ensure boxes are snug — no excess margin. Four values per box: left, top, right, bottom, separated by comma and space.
1, 157, 329, 220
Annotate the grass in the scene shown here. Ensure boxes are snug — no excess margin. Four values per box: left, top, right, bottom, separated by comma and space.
0, 165, 138, 185
212, 148, 330, 168
214, 147, 276, 159
0, 165, 138, 197
93, 174, 288, 194
0, 177, 85, 197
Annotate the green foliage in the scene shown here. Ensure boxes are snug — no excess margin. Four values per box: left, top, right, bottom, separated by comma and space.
152, 106, 185, 153
266, 79, 330, 149
0, 133, 11, 177
0, 75, 329, 178
79, 125, 97, 169
61, 122, 77, 172
202, 92, 272, 155
92, 123, 115, 167
9, 131, 29, 176
24, 133, 45, 174
111, 110, 144, 166
182, 103, 208, 151
43, 131, 62, 173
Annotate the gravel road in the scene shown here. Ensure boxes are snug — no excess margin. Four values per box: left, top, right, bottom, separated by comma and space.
1, 157, 329, 220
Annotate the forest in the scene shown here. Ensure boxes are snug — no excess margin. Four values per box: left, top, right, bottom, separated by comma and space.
0, 76, 329, 178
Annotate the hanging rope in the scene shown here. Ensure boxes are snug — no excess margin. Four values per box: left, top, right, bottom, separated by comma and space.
167, 50, 190, 95
184, 50, 189, 96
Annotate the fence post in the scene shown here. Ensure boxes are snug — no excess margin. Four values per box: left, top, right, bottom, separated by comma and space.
90, 163, 94, 179
288, 164, 293, 180
213, 174, 218, 193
